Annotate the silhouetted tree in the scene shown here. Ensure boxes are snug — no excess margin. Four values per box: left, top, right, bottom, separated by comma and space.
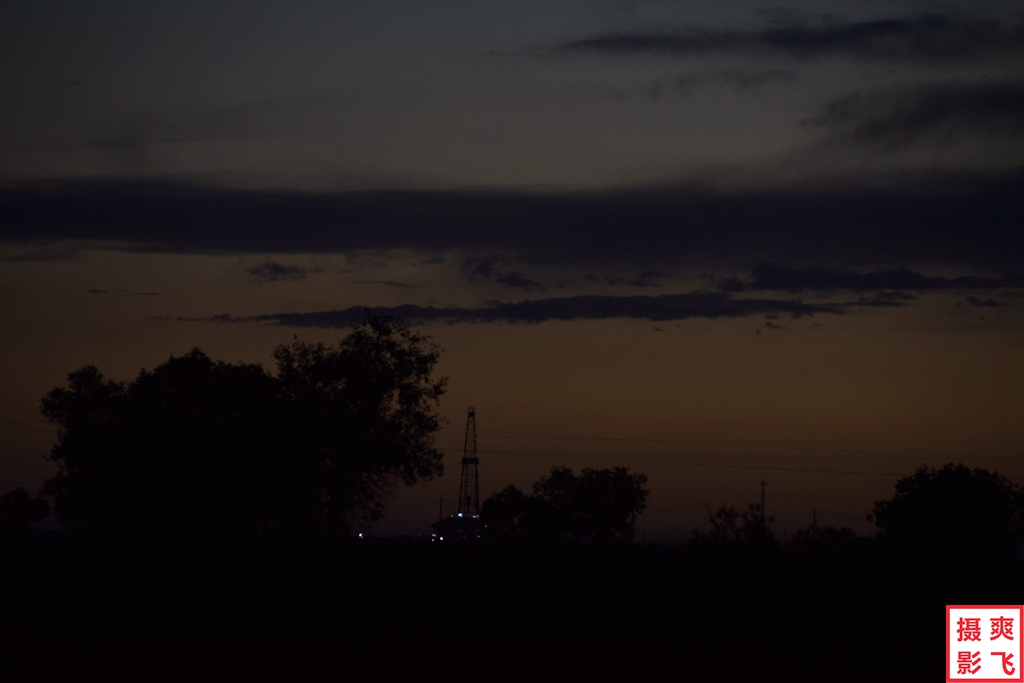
871, 463, 1024, 559
535, 466, 649, 543
481, 466, 649, 544
692, 502, 776, 548
272, 314, 446, 534
480, 485, 530, 542
694, 504, 740, 546
739, 501, 775, 548
40, 313, 446, 536
0, 487, 49, 532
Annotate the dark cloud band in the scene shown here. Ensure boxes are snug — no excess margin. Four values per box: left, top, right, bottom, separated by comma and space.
2, 172, 1023, 272
192, 292, 846, 328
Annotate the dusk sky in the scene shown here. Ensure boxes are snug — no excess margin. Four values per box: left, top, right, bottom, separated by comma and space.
1, 0, 1022, 540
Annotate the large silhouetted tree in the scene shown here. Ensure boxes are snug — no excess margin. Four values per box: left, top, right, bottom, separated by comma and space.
871, 463, 1024, 559
41, 313, 446, 536
272, 314, 446, 534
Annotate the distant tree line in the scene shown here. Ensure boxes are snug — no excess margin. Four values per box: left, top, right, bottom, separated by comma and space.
471, 461, 1024, 556
690, 463, 1024, 559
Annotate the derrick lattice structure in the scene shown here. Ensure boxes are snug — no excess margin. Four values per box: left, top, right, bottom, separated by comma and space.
457, 407, 480, 518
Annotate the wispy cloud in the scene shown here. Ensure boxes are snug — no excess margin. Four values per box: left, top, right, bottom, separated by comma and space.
626, 69, 799, 103
246, 262, 312, 282
964, 296, 1010, 307
462, 256, 545, 292
347, 279, 421, 289
0, 241, 86, 262
812, 82, 1024, 151
558, 15, 1024, 64
586, 271, 671, 288
723, 263, 1022, 293
85, 289, 160, 296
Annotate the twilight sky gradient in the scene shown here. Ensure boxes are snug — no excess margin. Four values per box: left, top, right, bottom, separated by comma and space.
2, 0, 1022, 540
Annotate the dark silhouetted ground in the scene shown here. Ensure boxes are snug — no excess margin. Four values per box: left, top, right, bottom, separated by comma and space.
1, 536, 1018, 681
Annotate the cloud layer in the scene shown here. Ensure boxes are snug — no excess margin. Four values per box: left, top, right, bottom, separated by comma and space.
168, 258, 1024, 330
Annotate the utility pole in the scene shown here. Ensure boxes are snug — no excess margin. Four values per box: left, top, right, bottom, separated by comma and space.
438, 496, 443, 523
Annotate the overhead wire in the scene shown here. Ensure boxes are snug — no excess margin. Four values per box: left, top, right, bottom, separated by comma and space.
434, 445, 906, 476
467, 427, 1024, 446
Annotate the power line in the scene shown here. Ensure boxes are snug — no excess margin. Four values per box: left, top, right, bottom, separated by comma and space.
434, 444, 1024, 462
435, 446, 905, 476
467, 428, 1024, 446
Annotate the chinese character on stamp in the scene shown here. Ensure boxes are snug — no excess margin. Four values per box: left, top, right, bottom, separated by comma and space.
948, 606, 1024, 682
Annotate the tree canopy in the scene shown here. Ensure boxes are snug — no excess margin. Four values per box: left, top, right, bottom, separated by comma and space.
871, 463, 1024, 558
41, 313, 446, 536
481, 466, 649, 544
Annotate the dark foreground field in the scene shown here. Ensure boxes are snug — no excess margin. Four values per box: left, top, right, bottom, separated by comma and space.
1, 536, 1019, 681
